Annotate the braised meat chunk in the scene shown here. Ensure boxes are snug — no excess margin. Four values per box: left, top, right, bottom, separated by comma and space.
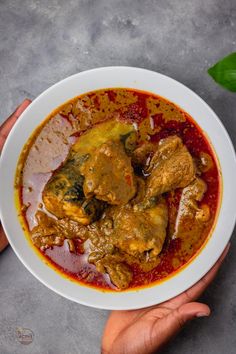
95, 255, 133, 290
106, 198, 168, 258
145, 136, 196, 199
85, 197, 168, 289
80, 140, 137, 205
173, 178, 210, 239
131, 142, 156, 167
31, 211, 64, 249
31, 210, 89, 249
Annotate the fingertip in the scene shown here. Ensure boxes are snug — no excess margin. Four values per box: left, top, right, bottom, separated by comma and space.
196, 304, 211, 318
179, 302, 210, 319
18, 98, 32, 109
22, 98, 32, 105
14, 99, 32, 117
158, 302, 210, 342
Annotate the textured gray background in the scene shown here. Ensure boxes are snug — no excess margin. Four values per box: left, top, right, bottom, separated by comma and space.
0, 0, 236, 353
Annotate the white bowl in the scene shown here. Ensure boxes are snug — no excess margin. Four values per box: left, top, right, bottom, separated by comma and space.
0, 67, 236, 310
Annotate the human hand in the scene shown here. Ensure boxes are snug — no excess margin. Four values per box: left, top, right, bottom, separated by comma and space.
0, 99, 31, 252
102, 244, 230, 354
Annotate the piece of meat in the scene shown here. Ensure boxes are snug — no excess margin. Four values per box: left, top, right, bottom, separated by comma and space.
31, 211, 89, 249
31, 225, 64, 249
107, 197, 168, 258
130, 177, 146, 205
31, 211, 63, 249
173, 178, 210, 239
87, 231, 133, 290
86, 196, 168, 288
80, 140, 137, 205
95, 254, 133, 290
43, 120, 136, 223
104, 262, 133, 290
131, 142, 156, 167
145, 136, 196, 198
43, 154, 105, 225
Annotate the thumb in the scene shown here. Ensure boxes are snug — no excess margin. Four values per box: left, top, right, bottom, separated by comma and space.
14, 99, 32, 119
169, 302, 211, 330
0, 99, 31, 151
153, 302, 210, 350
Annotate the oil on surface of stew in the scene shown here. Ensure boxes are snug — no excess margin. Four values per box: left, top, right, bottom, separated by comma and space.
15, 88, 221, 291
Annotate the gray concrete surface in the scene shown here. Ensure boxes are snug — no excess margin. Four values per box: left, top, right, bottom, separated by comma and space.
0, 0, 236, 353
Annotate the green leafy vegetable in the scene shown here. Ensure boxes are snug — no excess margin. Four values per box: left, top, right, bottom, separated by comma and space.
208, 52, 236, 92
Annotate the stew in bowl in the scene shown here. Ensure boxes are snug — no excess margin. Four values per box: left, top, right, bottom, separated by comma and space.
15, 88, 220, 291
0, 67, 235, 309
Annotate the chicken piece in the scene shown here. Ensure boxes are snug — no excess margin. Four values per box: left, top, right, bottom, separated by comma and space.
43, 154, 105, 225
107, 198, 168, 257
145, 136, 196, 199
80, 140, 137, 205
173, 178, 210, 239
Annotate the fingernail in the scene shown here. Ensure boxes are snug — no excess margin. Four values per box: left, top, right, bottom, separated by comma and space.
196, 312, 210, 318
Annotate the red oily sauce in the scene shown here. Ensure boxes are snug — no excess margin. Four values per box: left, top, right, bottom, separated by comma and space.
15, 88, 221, 291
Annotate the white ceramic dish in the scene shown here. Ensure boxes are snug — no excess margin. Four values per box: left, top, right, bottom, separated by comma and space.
0, 67, 236, 310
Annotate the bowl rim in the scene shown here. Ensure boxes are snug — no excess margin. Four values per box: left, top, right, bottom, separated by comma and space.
0, 66, 236, 310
